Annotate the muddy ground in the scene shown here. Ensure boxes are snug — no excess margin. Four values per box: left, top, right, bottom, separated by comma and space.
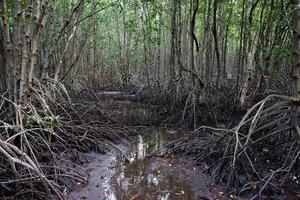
68, 129, 228, 200
67, 91, 230, 200
66, 90, 299, 200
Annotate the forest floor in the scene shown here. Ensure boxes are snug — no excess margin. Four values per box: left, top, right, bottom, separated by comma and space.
66, 89, 300, 200
67, 90, 230, 200
68, 130, 226, 200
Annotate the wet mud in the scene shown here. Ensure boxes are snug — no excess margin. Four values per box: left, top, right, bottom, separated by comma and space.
69, 128, 226, 200
69, 92, 225, 200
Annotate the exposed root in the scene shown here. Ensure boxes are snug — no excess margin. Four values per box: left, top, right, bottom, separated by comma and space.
0, 81, 142, 199
154, 95, 300, 198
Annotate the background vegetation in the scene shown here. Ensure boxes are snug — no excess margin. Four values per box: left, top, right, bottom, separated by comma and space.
0, 0, 299, 199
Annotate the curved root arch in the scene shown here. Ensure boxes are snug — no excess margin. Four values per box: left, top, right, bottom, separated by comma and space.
159, 95, 300, 198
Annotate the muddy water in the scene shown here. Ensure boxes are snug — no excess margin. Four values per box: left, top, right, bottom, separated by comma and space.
108, 129, 217, 200
69, 95, 219, 200
69, 129, 219, 200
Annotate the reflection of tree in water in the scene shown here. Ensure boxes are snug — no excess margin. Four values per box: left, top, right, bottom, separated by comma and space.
109, 131, 198, 200
110, 159, 196, 199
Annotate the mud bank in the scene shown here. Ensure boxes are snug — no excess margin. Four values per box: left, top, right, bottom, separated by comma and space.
68, 128, 227, 200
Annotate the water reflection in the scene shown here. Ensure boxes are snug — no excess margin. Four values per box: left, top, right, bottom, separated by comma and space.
105, 99, 154, 122
136, 134, 144, 159
107, 129, 199, 200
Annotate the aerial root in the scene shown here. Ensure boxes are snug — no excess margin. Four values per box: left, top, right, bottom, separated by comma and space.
0, 85, 143, 199
154, 95, 300, 198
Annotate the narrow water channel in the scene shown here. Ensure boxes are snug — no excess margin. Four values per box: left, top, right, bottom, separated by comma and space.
69, 128, 219, 200
108, 129, 193, 199
69, 95, 220, 200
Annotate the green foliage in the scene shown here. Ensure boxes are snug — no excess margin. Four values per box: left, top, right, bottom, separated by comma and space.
41, 0, 293, 84
27, 107, 59, 133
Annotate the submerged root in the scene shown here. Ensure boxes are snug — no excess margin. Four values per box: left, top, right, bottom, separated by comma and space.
0, 83, 139, 199
156, 95, 300, 198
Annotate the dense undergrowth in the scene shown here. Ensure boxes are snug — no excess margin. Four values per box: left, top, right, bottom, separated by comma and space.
81, 71, 293, 129
0, 71, 297, 199
0, 84, 141, 199
132, 75, 299, 199
0, 0, 299, 199
157, 95, 300, 199
74, 73, 300, 199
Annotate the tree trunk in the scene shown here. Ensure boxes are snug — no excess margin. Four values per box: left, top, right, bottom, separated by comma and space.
170, 0, 177, 84
177, 0, 182, 79
236, 0, 246, 95
0, 0, 13, 99
12, 0, 21, 105
0, 21, 4, 93
292, 1, 300, 99
156, 2, 163, 85
190, 0, 199, 130
292, 0, 300, 134
204, 0, 212, 83
212, 0, 221, 88
142, 2, 151, 88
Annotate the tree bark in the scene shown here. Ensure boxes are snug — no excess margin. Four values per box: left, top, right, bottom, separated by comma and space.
0, 0, 13, 98
0, 21, 4, 93
156, 2, 163, 85
212, 0, 221, 88
292, 1, 300, 99
291, 0, 300, 134
170, 0, 177, 84
190, 0, 199, 130
12, 0, 21, 105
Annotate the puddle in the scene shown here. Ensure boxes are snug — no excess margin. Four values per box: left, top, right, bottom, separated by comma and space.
101, 99, 155, 124
69, 94, 219, 200
68, 92, 296, 200
69, 128, 217, 200
68, 153, 116, 200
97, 91, 138, 100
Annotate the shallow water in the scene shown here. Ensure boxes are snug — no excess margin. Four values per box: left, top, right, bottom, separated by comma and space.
100, 99, 155, 125
69, 128, 218, 200
69, 92, 219, 200
68, 91, 300, 200
109, 129, 214, 200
